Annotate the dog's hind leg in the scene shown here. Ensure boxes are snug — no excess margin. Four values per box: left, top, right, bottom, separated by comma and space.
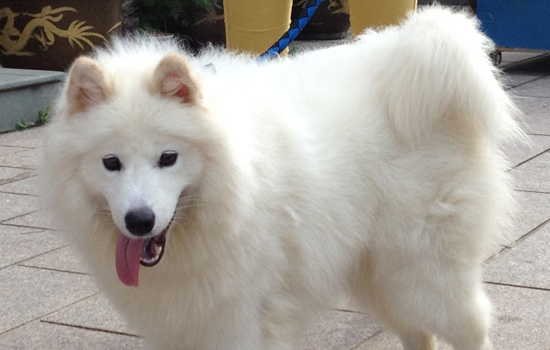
350, 251, 494, 350
349, 254, 438, 350
396, 277, 493, 350
398, 331, 436, 350
433, 285, 494, 350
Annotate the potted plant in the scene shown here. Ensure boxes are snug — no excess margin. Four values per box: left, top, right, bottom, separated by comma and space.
291, 0, 350, 40
130, 0, 225, 49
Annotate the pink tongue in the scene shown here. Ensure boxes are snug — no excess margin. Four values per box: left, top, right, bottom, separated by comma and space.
116, 232, 144, 287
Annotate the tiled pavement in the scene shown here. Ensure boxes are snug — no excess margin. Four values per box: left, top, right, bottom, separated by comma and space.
0, 52, 549, 349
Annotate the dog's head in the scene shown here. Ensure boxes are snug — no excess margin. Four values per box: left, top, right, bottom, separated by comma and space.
50, 49, 210, 286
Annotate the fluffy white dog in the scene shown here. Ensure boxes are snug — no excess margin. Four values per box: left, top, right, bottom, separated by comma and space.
42, 7, 522, 350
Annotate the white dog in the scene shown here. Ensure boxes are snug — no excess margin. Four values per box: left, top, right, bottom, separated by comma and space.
42, 7, 522, 350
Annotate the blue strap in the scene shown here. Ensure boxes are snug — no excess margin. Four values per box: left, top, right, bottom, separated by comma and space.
258, 0, 324, 60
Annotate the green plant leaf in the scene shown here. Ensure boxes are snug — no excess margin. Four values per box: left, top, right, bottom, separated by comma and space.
15, 118, 35, 131
38, 105, 52, 125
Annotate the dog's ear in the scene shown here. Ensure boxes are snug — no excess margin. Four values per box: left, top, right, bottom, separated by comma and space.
66, 57, 110, 114
153, 53, 201, 104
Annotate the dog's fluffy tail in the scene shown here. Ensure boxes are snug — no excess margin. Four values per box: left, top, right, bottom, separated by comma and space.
376, 7, 523, 147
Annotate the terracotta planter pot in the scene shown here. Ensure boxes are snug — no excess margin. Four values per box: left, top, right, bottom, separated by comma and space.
0, 0, 122, 71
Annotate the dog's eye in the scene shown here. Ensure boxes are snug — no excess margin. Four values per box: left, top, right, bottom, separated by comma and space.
103, 155, 122, 171
159, 151, 178, 168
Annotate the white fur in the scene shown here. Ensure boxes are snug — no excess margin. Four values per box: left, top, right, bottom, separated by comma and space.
42, 7, 523, 350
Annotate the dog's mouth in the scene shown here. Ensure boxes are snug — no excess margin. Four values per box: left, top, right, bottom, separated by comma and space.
115, 220, 172, 287
140, 227, 167, 267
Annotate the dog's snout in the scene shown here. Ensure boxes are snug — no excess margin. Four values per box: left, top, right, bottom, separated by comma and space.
125, 208, 155, 236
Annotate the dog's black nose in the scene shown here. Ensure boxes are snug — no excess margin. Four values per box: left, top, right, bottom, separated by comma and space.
125, 208, 155, 237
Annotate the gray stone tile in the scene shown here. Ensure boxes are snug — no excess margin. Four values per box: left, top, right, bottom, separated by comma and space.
353, 330, 400, 350
353, 329, 452, 350
503, 135, 550, 167
2, 210, 57, 230
507, 191, 550, 245
513, 96, 550, 135
512, 151, 550, 192
0, 175, 38, 195
503, 54, 550, 76
0, 225, 64, 269
0, 127, 44, 149
0, 265, 97, 333
0, 192, 38, 222
45, 299, 380, 350
0, 320, 144, 350
43, 294, 137, 336
302, 310, 380, 350
20, 246, 90, 275
500, 54, 549, 88
502, 74, 541, 89
485, 222, 550, 290
355, 284, 550, 350
0, 146, 29, 158
512, 75, 550, 98
0, 148, 41, 170
483, 189, 550, 257
486, 283, 550, 350
0, 167, 34, 187
501, 52, 545, 65
504, 53, 550, 97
